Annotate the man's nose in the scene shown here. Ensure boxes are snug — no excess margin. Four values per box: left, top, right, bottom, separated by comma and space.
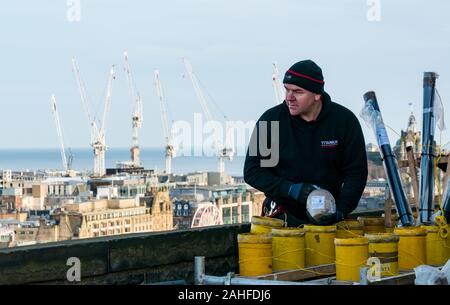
286, 91, 294, 100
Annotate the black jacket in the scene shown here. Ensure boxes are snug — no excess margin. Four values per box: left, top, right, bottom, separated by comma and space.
244, 92, 368, 221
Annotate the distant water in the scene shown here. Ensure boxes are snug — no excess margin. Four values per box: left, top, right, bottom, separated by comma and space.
0, 148, 246, 176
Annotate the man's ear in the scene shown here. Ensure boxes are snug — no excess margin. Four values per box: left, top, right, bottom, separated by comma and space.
314, 94, 322, 102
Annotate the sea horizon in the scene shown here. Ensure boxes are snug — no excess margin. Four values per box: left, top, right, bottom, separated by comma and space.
0, 147, 246, 177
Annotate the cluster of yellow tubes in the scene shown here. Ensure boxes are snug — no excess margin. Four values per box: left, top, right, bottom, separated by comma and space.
237, 216, 450, 282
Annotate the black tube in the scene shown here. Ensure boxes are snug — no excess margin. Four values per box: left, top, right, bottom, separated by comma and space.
363, 91, 414, 226
443, 180, 450, 222
419, 72, 438, 224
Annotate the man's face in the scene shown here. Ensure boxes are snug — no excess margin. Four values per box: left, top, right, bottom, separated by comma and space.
284, 83, 321, 116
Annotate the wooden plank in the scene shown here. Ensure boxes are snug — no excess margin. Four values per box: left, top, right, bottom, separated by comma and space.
384, 195, 393, 227
245, 264, 336, 282
406, 146, 420, 214
443, 154, 450, 196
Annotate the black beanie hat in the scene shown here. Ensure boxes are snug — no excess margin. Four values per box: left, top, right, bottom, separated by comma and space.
283, 60, 324, 94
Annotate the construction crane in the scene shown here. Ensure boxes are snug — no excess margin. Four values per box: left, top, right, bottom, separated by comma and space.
50, 95, 69, 172
124, 51, 143, 167
71, 57, 116, 177
154, 70, 175, 174
272, 62, 284, 104
182, 58, 234, 174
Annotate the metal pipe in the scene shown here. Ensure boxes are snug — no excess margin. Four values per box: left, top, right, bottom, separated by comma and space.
194, 256, 319, 285
147, 280, 187, 285
194, 256, 205, 285
202, 274, 319, 285
362, 91, 414, 226
419, 72, 439, 224
359, 267, 368, 285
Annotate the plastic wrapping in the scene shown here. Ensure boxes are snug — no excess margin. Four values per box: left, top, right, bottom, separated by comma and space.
361, 92, 414, 226
441, 259, 450, 283
434, 89, 446, 132
419, 72, 439, 224
430, 210, 442, 225
360, 102, 390, 147
306, 189, 336, 224
414, 265, 448, 285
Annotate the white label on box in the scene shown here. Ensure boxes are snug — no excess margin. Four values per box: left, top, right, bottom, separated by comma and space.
311, 196, 325, 210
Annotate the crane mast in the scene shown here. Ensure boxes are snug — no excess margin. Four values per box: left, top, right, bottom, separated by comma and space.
154, 70, 175, 174
71, 57, 115, 176
124, 51, 143, 167
50, 95, 68, 172
272, 62, 284, 104
94, 64, 116, 177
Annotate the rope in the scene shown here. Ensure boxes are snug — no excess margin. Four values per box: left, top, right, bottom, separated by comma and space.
196, 75, 229, 121
430, 136, 450, 238
336, 222, 364, 238
435, 144, 444, 215
397, 244, 426, 265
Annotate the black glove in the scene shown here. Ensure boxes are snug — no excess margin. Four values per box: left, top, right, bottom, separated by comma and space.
287, 183, 319, 206
444, 211, 450, 223
307, 210, 344, 225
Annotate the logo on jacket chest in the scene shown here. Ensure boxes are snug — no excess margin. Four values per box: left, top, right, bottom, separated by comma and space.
321, 140, 339, 148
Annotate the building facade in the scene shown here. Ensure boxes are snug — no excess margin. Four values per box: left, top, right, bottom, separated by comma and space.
59, 188, 173, 239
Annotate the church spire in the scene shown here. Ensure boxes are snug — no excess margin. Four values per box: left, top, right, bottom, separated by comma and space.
407, 102, 417, 133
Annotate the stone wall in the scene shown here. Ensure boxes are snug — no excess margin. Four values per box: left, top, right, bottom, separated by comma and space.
0, 223, 250, 285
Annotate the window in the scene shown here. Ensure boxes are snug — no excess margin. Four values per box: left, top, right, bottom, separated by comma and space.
232, 206, 238, 224
222, 207, 231, 224
241, 205, 250, 223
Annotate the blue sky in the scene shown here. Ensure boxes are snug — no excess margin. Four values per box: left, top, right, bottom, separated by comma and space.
0, 0, 449, 151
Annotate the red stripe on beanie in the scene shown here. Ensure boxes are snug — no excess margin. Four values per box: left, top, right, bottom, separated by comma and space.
287, 70, 325, 84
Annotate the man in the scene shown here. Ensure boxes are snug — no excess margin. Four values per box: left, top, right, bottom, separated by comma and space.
244, 59, 368, 226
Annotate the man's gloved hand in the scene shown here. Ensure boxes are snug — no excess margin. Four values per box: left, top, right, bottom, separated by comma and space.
307, 210, 344, 225
287, 183, 319, 206
444, 211, 450, 223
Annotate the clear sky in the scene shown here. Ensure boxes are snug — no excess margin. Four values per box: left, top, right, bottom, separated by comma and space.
0, 0, 449, 152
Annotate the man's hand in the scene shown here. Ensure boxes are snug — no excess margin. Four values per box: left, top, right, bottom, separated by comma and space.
288, 183, 319, 206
